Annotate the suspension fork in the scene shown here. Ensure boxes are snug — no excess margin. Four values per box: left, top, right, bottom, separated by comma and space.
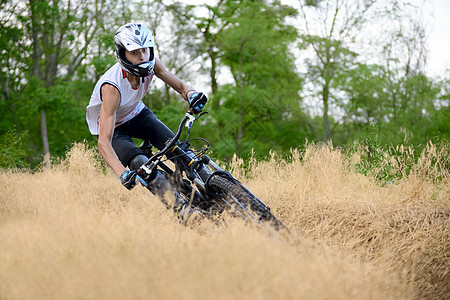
200, 155, 222, 171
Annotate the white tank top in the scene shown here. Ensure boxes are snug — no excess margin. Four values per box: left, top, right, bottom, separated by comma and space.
86, 62, 154, 135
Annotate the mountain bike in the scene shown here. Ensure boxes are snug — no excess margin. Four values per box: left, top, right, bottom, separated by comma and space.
136, 109, 289, 234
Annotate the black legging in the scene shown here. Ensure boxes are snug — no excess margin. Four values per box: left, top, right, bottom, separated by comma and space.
111, 107, 175, 168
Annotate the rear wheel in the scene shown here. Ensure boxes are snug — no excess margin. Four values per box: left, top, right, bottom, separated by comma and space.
208, 175, 288, 232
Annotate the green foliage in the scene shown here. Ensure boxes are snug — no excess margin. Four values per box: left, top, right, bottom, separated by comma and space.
349, 124, 404, 182
304, 0, 324, 6
206, 0, 303, 159
349, 138, 449, 184
7, 78, 91, 166
347, 121, 450, 184
0, 128, 28, 169
0, 0, 448, 172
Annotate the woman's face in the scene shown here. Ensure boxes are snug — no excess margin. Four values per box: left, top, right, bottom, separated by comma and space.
125, 47, 150, 64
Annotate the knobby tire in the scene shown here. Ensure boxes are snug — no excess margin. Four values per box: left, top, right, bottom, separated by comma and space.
208, 175, 287, 232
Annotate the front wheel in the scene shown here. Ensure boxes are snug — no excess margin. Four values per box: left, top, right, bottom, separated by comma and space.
207, 175, 288, 232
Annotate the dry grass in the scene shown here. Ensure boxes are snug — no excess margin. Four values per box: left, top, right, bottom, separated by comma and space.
0, 142, 448, 299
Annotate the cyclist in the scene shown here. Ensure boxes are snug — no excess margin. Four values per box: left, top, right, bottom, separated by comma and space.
86, 23, 207, 220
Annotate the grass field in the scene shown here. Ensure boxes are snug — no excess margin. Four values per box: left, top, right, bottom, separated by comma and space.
0, 143, 448, 299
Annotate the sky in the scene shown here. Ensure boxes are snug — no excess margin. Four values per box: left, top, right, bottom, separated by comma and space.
280, 0, 450, 77
424, 0, 450, 77
174, 0, 450, 78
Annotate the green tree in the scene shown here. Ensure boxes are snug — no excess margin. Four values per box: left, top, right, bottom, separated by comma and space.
297, 0, 382, 141
338, 63, 388, 130
0, 0, 117, 168
27, 0, 108, 168
214, 0, 302, 157
148, 0, 305, 159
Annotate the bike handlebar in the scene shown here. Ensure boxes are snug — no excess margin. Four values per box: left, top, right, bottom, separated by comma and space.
140, 110, 206, 174
146, 114, 189, 163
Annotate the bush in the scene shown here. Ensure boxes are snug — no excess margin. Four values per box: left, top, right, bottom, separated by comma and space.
0, 128, 28, 169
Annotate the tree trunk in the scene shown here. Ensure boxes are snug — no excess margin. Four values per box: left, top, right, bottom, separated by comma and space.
237, 73, 243, 156
164, 84, 171, 104
209, 47, 218, 95
30, 0, 52, 169
322, 84, 331, 141
236, 39, 248, 155
40, 109, 50, 170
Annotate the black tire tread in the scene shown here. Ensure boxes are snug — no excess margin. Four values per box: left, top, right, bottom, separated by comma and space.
208, 175, 286, 230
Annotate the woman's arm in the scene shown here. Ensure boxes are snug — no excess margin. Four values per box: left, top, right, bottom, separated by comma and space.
98, 84, 127, 177
154, 58, 196, 100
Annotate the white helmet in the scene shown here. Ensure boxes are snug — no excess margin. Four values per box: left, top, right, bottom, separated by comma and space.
114, 23, 155, 77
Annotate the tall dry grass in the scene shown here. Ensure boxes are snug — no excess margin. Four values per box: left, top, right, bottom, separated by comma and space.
0, 142, 448, 299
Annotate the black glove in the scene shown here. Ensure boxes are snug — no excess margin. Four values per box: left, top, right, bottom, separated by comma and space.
188, 91, 208, 114
120, 170, 147, 190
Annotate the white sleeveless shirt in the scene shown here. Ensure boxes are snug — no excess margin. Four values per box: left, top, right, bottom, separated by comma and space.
86, 62, 154, 135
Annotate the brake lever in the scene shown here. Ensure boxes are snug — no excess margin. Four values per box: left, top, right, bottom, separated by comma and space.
197, 111, 209, 118
185, 113, 196, 128
185, 111, 208, 128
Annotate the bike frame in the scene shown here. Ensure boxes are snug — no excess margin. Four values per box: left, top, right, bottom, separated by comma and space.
136, 110, 272, 215
136, 112, 212, 188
